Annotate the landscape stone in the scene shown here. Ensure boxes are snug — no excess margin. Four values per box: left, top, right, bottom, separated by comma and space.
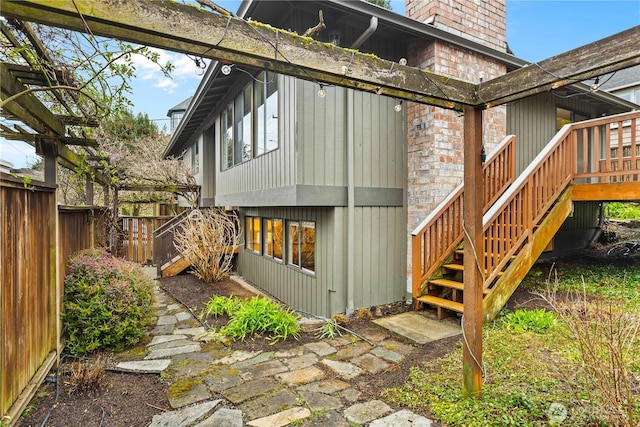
247, 407, 311, 427
298, 390, 343, 411
145, 342, 201, 359
149, 334, 187, 346
152, 324, 174, 335
332, 341, 372, 360
378, 339, 414, 355
194, 408, 243, 427
148, 339, 198, 351
296, 378, 350, 394
373, 312, 461, 344
351, 353, 391, 374
222, 377, 280, 404
213, 350, 261, 365
169, 381, 211, 408
371, 346, 404, 363
240, 359, 287, 380
343, 400, 393, 424
320, 359, 363, 379
157, 315, 177, 325
170, 359, 210, 379
369, 409, 434, 426
274, 346, 304, 357
175, 311, 192, 322
232, 351, 274, 369
276, 366, 324, 386
238, 389, 298, 420
354, 324, 389, 343
149, 399, 221, 427
282, 353, 317, 370
115, 359, 171, 374
167, 303, 182, 311
174, 326, 206, 336
204, 365, 243, 392
303, 341, 337, 356
300, 409, 349, 427
340, 388, 361, 402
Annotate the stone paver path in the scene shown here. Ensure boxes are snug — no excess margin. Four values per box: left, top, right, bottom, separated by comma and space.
123, 280, 435, 426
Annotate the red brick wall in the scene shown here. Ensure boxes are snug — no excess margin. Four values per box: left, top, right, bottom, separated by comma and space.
405, 0, 508, 277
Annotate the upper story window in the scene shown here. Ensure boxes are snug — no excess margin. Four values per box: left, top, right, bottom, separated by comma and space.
221, 72, 279, 170
191, 141, 199, 174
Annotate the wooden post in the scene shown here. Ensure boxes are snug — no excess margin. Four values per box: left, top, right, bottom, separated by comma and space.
85, 175, 94, 205
462, 106, 484, 397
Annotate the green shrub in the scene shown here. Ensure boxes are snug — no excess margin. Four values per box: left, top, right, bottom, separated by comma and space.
500, 309, 557, 334
63, 249, 154, 355
204, 295, 242, 317
213, 296, 300, 343
605, 202, 640, 219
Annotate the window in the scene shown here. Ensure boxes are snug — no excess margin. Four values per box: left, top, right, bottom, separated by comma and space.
221, 72, 279, 169
246, 216, 261, 253
255, 71, 278, 155
288, 221, 315, 273
191, 141, 199, 174
222, 104, 233, 169
264, 218, 283, 261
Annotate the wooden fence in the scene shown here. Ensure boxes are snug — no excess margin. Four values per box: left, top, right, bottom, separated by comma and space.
1, 176, 58, 421
1, 175, 106, 422
118, 216, 173, 264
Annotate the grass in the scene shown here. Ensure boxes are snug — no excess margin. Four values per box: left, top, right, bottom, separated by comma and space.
383, 263, 640, 426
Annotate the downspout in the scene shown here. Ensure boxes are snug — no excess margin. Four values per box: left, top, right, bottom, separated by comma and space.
346, 17, 378, 316
586, 202, 605, 248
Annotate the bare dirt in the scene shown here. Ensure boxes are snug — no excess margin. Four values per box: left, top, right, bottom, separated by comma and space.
15, 221, 640, 427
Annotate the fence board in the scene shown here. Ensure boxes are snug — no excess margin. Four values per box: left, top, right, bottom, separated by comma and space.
119, 216, 172, 264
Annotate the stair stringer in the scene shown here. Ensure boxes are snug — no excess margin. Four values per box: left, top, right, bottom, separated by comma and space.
482, 187, 574, 322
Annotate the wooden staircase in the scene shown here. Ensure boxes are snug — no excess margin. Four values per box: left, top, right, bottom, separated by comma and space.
153, 209, 193, 278
412, 111, 640, 321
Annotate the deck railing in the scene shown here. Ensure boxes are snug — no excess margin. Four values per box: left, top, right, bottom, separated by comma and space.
119, 216, 173, 264
411, 135, 516, 298
153, 209, 193, 276
411, 110, 640, 299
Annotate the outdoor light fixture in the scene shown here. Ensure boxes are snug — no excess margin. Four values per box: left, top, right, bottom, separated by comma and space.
399, 58, 407, 66
394, 100, 403, 112
480, 146, 487, 163
317, 84, 326, 98
221, 64, 233, 75
591, 77, 600, 92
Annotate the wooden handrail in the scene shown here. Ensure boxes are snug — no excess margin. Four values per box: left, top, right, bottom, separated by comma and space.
482, 111, 640, 288
411, 135, 516, 298
411, 110, 640, 302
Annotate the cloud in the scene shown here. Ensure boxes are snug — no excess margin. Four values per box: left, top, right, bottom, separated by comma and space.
129, 46, 204, 94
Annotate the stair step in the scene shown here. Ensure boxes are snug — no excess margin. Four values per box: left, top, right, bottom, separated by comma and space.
416, 295, 463, 313
442, 263, 464, 273
429, 278, 464, 291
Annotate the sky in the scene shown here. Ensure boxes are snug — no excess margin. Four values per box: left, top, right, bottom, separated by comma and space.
1, 0, 639, 168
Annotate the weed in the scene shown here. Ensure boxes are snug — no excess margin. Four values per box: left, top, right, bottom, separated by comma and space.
66, 355, 108, 394
331, 313, 349, 326
314, 318, 342, 340
499, 308, 556, 333
354, 308, 373, 320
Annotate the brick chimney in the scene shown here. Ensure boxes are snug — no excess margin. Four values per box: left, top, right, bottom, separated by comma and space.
405, 0, 508, 270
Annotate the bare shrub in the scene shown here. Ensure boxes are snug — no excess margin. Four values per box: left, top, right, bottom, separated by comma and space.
66, 355, 108, 394
539, 281, 639, 426
173, 208, 240, 283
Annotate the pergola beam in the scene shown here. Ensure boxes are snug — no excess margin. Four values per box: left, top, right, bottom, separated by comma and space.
0, 0, 476, 111
477, 26, 640, 107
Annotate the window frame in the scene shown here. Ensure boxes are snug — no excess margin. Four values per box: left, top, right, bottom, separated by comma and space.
245, 216, 261, 254
263, 218, 284, 262
287, 220, 315, 275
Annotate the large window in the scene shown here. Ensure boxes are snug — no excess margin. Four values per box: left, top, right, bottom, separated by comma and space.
246, 216, 261, 253
255, 71, 278, 156
221, 72, 278, 169
264, 218, 283, 261
288, 221, 315, 274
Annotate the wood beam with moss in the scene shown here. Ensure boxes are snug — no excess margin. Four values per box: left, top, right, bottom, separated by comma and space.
1, 0, 476, 110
